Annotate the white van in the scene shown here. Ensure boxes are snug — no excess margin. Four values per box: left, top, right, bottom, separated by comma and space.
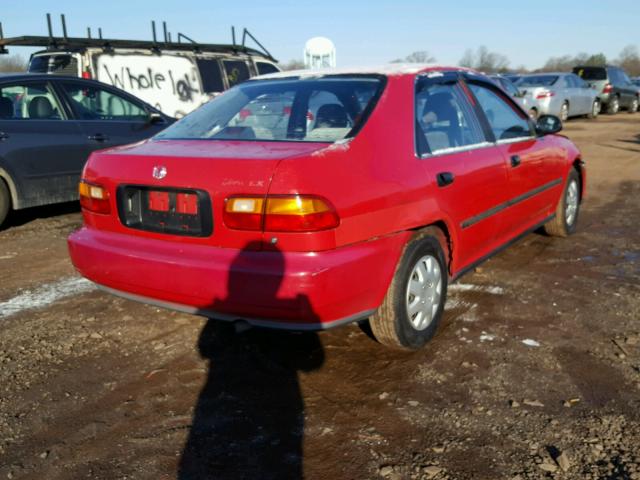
1, 19, 280, 117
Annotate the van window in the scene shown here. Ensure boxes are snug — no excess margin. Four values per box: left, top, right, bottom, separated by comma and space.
223, 60, 251, 88
573, 67, 607, 81
196, 59, 225, 93
29, 54, 78, 76
257, 62, 280, 75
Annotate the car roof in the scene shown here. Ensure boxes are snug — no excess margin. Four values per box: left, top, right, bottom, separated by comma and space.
255, 63, 471, 80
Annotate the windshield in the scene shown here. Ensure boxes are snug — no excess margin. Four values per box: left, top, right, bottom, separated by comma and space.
155, 76, 385, 143
516, 75, 559, 87
573, 67, 607, 81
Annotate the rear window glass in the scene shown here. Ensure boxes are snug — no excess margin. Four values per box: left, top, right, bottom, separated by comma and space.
573, 67, 607, 81
223, 60, 251, 88
29, 55, 78, 75
155, 76, 384, 143
516, 75, 558, 87
257, 62, 280, 75
196, 59, 225, 93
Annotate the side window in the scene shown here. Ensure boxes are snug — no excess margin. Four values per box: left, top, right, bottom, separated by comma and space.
565, 76, 576, 88
196, 59, 225, 93
256, 62, 280, 75
0, 83, 63, 120
573, 75, 587, 88
223, 60, 251, 88
61, 83, 148, 121
415, 81, 484, 156
468, 83, 532, 141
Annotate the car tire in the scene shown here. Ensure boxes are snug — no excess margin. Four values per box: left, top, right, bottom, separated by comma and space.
0, 179, 10, 228
587, 100, 599, 119
606, 96, 620, 114
544, 169, 581, 237
560, 102, 569, 122
628, 97, 639, 113
369, 228, 448, 350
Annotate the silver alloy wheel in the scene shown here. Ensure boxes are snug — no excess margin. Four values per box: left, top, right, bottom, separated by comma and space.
406, 255, 442, 331
593, 101, 599, 117
631, 99, 639, 112
611, 97, 619, 113
560, 103, 569, 122
565, 179, 579, 226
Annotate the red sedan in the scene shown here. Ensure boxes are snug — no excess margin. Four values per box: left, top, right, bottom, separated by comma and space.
68, 65, 585, 350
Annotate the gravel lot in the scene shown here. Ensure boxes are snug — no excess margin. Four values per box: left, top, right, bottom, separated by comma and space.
0, 115, 639, 480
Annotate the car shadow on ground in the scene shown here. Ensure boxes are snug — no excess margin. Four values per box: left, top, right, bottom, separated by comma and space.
1, 201, 80, 231
178, 242, 325, 480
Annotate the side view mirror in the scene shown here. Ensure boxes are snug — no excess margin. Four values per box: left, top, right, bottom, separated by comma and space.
536, 115, 562, 135
147, 111, 165, 125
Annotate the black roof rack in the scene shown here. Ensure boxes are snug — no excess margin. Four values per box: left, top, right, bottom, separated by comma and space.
0, 14, 277, 62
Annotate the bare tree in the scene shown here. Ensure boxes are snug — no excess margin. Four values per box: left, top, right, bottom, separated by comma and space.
459, 46, 509, 73
0, 54, 27, 73
539, 52, 607, 72
391, 51, 436, 63
279, 59, 305, 71
616, 45, 640, 77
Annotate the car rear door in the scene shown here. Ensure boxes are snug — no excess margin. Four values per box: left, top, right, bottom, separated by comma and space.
0, 79, 87, 207
415, 72, 512, 270
464, 77, 565, 241
54, 80, 169, 157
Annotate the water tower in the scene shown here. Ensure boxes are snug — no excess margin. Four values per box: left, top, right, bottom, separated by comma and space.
304, 37, 336, 69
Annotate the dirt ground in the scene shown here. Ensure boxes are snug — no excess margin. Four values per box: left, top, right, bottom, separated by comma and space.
0, 115, 639, 480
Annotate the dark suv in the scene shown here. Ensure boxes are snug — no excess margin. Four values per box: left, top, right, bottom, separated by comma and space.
573, 65, 639, 114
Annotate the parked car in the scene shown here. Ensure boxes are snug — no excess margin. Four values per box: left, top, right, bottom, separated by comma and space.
0, 73, 173, 227
515, 73, 600, 121
573, 65, 639, 114
68, 65, 585, 350
490, 74, 541, 118
0, 16, 280, 118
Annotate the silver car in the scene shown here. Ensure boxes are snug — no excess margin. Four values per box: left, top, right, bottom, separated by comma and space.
490, 75, 542, 118
515, 73, 600, 121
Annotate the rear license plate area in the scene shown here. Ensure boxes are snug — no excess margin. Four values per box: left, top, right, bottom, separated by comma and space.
117, 186, 212, 237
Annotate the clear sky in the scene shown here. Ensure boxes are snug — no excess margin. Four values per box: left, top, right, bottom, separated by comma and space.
2, 0, 638, 69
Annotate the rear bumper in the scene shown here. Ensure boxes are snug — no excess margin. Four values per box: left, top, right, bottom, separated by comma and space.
68, 228, 409, 329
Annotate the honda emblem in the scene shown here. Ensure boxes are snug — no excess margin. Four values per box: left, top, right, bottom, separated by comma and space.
152, 166, 167, 180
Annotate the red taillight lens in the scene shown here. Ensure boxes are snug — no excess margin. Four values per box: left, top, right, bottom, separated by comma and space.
79, 180, 110, 214
81, 70, 92, 79
536, 91, 555, 99
224, 195, 339, 232
602, 83, 613, 94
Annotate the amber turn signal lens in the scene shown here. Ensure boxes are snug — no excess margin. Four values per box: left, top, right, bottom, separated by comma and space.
79, 180, 110, 214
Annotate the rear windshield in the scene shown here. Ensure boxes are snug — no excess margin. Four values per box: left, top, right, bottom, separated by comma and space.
573, 67, 607, 81
29, 54, 78, 75
516, 75, 558, 87
155, 76, 385, 143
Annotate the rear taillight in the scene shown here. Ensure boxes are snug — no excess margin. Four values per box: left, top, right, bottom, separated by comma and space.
224, 195, 339, 232
81, 70, 92, 79
79, 180, 110, 214
536, 91, 555, 99
602, 83, 613, 94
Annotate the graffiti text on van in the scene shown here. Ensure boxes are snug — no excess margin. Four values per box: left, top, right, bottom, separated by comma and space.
101, 65, 197, 101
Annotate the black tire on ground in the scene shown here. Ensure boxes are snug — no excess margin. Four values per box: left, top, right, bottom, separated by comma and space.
628, 97, 639, 113
544, 169, 581, 237
587, 100, 599, 119
369, 227, 449, 350
0, 179, 10, 228
606, 96, 620, 115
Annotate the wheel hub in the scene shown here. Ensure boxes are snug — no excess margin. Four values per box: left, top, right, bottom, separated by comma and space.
406, 255, 442, 331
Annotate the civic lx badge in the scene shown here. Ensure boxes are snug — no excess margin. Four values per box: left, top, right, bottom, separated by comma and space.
152, 166, 167, 180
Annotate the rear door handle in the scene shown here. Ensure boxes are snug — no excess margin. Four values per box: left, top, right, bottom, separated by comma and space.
88, 133, 109, 142
0, 132, 9, 141
511, 155, 521, 167
436, 172, 455, 187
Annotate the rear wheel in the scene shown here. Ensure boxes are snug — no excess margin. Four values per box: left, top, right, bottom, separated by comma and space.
544, 169, 580, 237
587, 100, 599, 119
628, 97, 639, 113
560, 102, 569, 122
369, 228, 448, 350
607, 96, 620, 114
0, 179, 10, 228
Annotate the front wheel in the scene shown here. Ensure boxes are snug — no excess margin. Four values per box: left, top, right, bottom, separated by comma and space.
369, 228, 448, 350
544, 169, 581, 237
607, 96, 620, 115
628, 97, 639, 113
